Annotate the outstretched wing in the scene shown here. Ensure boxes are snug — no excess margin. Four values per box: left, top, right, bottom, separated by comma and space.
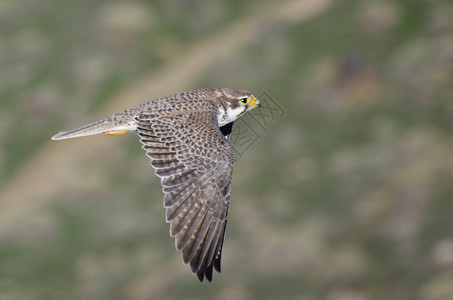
135, 108, 233, 282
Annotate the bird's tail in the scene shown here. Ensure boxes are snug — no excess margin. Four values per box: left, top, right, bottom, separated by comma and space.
51, 114, 138, 141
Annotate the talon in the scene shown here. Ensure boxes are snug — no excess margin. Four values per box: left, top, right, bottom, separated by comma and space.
104, 130, 129, 135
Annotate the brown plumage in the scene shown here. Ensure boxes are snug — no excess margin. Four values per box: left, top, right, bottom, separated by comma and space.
52, 88, 261, 281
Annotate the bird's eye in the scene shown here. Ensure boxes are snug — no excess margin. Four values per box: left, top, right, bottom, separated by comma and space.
240, 98, 248, 104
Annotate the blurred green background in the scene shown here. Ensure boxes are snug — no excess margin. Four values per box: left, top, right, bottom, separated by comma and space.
1, 0, 453, 299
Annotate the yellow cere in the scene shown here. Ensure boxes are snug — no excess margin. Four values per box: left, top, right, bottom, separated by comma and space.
249, 96, 258, 108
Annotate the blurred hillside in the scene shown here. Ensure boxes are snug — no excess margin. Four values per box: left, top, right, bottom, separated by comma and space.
1, 0, 453, 299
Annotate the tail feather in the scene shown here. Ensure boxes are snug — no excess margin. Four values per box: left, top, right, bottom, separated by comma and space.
51, 117, 137, 140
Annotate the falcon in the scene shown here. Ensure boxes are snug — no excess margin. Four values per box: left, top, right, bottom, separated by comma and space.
51, 88, 261, 282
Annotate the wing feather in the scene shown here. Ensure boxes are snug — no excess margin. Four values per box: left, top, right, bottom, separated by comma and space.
195, 220, 223, 281
166, 187, 201, 225
182, 207, 212, 263
177, 204, 209, 253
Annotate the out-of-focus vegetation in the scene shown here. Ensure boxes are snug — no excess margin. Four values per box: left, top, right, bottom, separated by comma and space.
1, 0, 453, 299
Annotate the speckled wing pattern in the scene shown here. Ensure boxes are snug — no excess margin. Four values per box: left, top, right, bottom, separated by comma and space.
135, 97, 233, 282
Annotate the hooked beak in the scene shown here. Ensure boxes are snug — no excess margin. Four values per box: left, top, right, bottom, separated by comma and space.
249, 96, 261, 108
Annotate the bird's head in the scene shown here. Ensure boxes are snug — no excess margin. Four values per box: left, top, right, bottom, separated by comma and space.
217, 88, 261, 126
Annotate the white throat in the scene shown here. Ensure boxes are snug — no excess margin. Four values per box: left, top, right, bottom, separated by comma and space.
217, 106, 246, 126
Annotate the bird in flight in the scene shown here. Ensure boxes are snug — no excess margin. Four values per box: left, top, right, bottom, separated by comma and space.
52, 88, 261, 282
